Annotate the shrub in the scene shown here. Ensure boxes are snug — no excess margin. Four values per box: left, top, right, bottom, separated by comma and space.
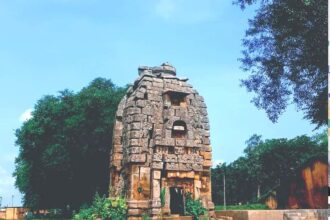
160, 188, 166, 207
72, 193, 127, 220
215, 203, 269, 210
141, 213, 150, 220
185, 192, 207, 220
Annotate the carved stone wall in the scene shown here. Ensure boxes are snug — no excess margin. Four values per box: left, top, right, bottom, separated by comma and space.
109, 63, 214, 219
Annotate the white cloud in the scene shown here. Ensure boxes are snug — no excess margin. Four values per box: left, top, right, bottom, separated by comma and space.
153, 0, 219, 23
213, 159, 224, 168
19, 108, 33, 122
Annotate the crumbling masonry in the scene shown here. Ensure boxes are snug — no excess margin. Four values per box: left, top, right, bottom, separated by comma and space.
109, 63, 214, 219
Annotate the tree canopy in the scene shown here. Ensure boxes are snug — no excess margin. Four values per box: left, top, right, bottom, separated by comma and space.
211, 131, 327, 207
14, 78, 127, 210
234, 0, 327, 127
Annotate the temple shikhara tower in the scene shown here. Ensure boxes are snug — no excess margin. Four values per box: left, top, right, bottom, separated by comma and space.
109, 63, 214, 219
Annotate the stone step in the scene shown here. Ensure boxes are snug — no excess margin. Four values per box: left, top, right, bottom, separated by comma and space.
161, 215, 192, 220
283, 210, 327, 220
216, 216, 233, 220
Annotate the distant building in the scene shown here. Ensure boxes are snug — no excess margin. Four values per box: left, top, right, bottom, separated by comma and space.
262, 159, 328, 209
287, 159, 328, 209
0, 207, 28, 220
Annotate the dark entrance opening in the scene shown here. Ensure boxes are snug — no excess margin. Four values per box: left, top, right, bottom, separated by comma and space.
170, 187, 184, 215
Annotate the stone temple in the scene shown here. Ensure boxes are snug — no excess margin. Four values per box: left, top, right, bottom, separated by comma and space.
109, 63, 214, 219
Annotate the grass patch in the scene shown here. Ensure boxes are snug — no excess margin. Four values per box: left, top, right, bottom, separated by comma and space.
215, 204, 269, 210
30, 218, 70, 220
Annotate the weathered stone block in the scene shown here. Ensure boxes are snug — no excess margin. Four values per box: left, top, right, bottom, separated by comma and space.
194, 180, 201, 188
131, 165, 140, 174
203, 160, 212, 167
174, 147, 184, 154
129, 147, 142, 154
129, 154, 146, 163
164, 154, 177, 162
200, 151, 211, 160
175, 139, 186, 146
135, 91, 145, 99
113, 144, 123, 153
130, 122, 141, 130
186, 139, 194, 146
152, 153, 162, 162
193, 164, 203, 171
150, 208, 161, 215
140, 166, 150, 175
203, 137, 210, 145
129, 131, 142, 139
126, 100, 135, 107
162, 138, 175, 146
132, 114, 143, 122
179, 163, 193, 171
207, 201, 215, 209
152, 162, 163, 169
152, 179, 160, 198
128, 208, 142, 216
186, 171, 195, 178
113, 154, 123, 160
127, 200, 138, 208
201, 145, 212, 152
153, 170, 161, 180
128, 138, 140, 146
115, 120, 123, 129
146, 93, 159, 101
165, 162, 179, 170
139, 80, 152, 88
112, 159, 122, 168
137, 200, 149, 208
136, 100, 146, 108
127, 107, 141, 115
153, 78, 163, 83
113, 137, 121, 145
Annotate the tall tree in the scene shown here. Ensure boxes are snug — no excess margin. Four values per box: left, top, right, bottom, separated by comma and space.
14, 78, 127, 210
234, 0, 327, 127
244, 134, 263, 154
211, 131, 327, 207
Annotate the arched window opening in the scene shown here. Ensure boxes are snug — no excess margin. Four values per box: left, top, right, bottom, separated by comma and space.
171, 120, 187, 139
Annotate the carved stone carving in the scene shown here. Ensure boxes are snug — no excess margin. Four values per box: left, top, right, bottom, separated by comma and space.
152, 153, 162, 162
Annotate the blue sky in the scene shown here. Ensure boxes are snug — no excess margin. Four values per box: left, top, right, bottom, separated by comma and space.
0, 0, 319, 206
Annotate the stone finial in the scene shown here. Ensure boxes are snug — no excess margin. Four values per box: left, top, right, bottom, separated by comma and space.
138, 66, 152, 76
152, 62, 176, 76
161, 62, 176, 74
138, 63, 176, 76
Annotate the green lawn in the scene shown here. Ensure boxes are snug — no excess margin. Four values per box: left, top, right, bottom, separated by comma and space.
215, 204, 269, 210
30, 218, 70, 220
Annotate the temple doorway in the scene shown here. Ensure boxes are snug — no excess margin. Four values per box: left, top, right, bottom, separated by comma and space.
170, 187, 184, 215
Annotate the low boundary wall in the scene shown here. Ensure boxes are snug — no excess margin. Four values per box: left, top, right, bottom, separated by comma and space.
215, 209, 328, 220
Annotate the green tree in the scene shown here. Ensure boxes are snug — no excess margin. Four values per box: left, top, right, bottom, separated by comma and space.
14, 78, 127, 211
234, 0, 327, 127
211, 131, 327, 207
244, 135, 265, 201
244, 134, 263, 154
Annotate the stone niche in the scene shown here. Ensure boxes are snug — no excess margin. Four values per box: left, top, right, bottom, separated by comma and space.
109, 63, 214, 219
